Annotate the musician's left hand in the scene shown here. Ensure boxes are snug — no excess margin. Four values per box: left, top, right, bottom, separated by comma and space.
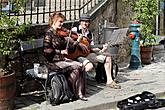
77, 34, 83, 42
72, 34, 83, 46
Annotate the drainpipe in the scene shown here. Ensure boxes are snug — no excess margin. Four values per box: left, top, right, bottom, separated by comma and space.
115, 0, 118, 16
164, 0, 165, 33
114, 0, 118, 23
156, 0, 160, 35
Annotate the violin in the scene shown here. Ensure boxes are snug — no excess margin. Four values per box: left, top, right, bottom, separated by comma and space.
56, 27, 89, 46
56, 28, 79, 40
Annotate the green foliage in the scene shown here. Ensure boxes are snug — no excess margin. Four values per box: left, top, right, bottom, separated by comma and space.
0, 0, 30, 56
0, 13, 30, 55
133, 0, 158, 46
0, 0, 31, 72
123, 0, 159, 46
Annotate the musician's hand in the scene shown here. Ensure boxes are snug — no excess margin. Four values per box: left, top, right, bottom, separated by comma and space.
100, 43, 108, 52
78, 43, 90, 54
61, 49, 68, 55
77, 34, 83, 42
92, 48, 101, 52
72, 34, 83, 46
103, 43, 108, 49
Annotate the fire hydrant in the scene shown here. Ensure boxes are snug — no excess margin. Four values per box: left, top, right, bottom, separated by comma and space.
128, 21, 142, 69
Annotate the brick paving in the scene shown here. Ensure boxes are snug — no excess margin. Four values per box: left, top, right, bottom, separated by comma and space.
15, 45, 165, 110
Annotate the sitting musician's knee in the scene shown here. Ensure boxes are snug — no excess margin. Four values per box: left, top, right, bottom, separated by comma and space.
83, 60, 93, 72
86, 63, 93, 72
105, 57, 111, 63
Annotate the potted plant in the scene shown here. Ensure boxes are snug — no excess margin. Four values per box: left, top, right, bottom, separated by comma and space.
0, 1, 30, 109
132, 0, 159, 64
123, 0, 159, 64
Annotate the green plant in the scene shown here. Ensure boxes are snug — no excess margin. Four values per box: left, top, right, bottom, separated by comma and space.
133, 0, 158, 46
122, 0, 159, 46
0, 0, 30, 76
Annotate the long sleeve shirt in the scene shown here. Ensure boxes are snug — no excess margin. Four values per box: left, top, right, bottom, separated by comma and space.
43, 27, 76, 62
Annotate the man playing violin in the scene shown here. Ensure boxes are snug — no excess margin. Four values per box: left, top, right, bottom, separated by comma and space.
43, 12, 88, 101
71, 13, 121, 89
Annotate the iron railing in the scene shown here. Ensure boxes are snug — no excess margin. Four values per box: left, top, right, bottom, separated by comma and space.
1, 0, 102, 25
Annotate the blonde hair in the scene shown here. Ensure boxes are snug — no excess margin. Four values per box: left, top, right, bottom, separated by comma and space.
48, 12, 65, 27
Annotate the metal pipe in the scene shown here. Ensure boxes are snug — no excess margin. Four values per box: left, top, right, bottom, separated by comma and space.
164, 0, 165, 33
156, 0, 160, 35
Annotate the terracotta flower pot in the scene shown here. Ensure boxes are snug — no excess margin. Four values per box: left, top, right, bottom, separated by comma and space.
140, 46, 153, 64
0, 71, 16, 110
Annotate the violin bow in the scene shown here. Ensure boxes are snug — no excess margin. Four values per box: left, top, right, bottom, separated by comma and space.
65, 21, 75, 50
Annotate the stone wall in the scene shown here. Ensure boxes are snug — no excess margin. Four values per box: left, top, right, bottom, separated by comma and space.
115, 0, 134, 28
89, 0, 117, 44
87, 0, 132, 63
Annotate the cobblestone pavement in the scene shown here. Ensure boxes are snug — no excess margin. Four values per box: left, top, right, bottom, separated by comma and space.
15, 45, 165, 110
